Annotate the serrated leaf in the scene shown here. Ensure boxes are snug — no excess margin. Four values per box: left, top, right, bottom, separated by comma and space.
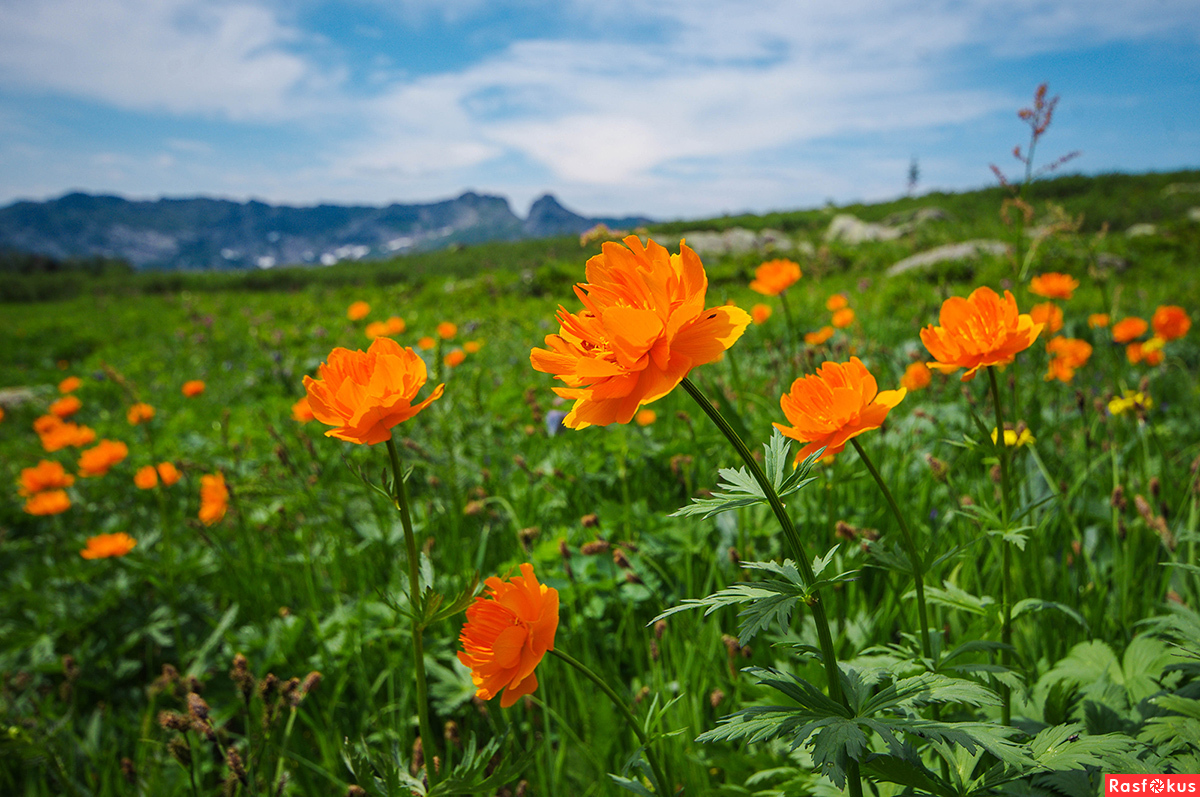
1012, 599, 1086, 629
920, 582, 994, 616
672, 430, 819, 519
1029, 724, 1135, 771
609, 774, 655, 797
860, 673, 1000, 717
809, 717, 869, 789
862, 754, 958, 797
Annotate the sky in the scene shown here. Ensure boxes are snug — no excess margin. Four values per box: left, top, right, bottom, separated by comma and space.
0, 0, 1197, 221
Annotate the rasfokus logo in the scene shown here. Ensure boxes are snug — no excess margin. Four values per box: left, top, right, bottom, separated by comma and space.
1107, 775, 1200, 793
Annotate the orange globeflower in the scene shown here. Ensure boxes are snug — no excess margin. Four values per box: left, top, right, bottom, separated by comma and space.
1045, 337, 1093, 382
437, 321, 458, 340
831, 307, 856, 329
19, 460, 75, 496
1087, 313, 1110, 329
773, 357, 906, 463
25, 489, 71, 516
464, 340, 483, 354
181, 380, 206, 397
826, 293, 848, 312
81, 532, 136, 559
900, 362, 932, 391
365, 320, 389, 340
347, 301, 371, 321
303, 337, 445, 445
444, 349, 466, 368
78, 440, 129, 477
1152, 305, 1191, 341
40, 420, 95, 452
751, 303, 772, 325
385, 316, 406, 335
0, 406, 4, 423
417, 336, 436, 350
530, 236, 751, 429
1029, 302, 1063, 334
156, 461, 182, 486
134, 465, 158, 489
922, 287, 1044, 382
1029, 272, 1080, 300
749, 259, 802, 296
49, 395, 81, 418
199, 473, 228, 526
635, 408, 657, 426
804, 326, 835, 346
127, 403, 155, 425
457, 563, 559, 708
1127, 337, 1165, 367
58, 376, 82, 393
1111, 317, 1148, 344
291, 396, 314, 423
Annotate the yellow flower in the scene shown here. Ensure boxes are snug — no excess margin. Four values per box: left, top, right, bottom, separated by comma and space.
991, 427, 1035, 448
1108, 390, 1153, 416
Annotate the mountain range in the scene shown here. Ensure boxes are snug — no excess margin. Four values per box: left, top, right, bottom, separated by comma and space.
0, 191, 651, 270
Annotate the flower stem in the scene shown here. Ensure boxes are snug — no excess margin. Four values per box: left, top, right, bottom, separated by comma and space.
385, 437, 440, 787
548, 648, 672, 796
986, 366, 1014, 726
778, 290, 796, 363
680, 377, 863, 797
849, 438, 933, 661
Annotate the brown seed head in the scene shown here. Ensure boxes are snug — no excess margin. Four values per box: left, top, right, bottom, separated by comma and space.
167, 737, 191, 767
580, 539, 610, 555
710, 689, 725, 708
158, 710, 191, 732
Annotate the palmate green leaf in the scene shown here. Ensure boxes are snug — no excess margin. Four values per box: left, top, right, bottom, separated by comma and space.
808, 717, 870, 790
879, 718, 1030, 769
672, 430, 820, 519
609, 774, 655, 797
860, 673, 1001, 717
920, 582, 995, 616
1028, 723, 1135, 771
428, 731, 531, 797
1012, 599, 1087, 630
862, 754, 958, 797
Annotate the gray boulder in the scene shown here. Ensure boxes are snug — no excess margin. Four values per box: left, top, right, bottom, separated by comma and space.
886, 240, 1009, 277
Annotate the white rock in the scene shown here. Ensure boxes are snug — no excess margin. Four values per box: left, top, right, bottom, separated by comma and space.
886, 240, 1009, 277
825, 214, 907, 244
1126, 223, 1157, 237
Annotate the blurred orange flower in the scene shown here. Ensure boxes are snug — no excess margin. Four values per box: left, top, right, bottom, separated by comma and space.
1111, 317, 1148, 344
530, 236, 750, 428
1152, 305, 1190, 341
1029, 272, 1079, 300
1029, 302, 1063, 334
0, 406, 4, 423
385, 316, 406, 334
181, 380, 205, 397
38, 419, 95, 452
437, 321, 458, 339
58, 376, 81, 393
81, 532, 136, 559
157, 462, 182, 485
1087, 313, 1110, 329
417, 336, 436, 350
347, 301, 370, 321
457, 563, 559, 708
49, 395, 81, 418
127, 403, 155, 425
199, 473, 228, 526
1127, 337, 1164, 366
464, 340, 483, 354
922, 287, 1043, 381
900, 362, 932, 391
751, 303, 772, 325
444, 349, 466, 367
635, 408, 657, 426
773, 357, 906, 463
291, 396, 314, 423
365, 320, 389, 340
749, 259, 801, 296
303, 337, 445, 445
804, 326, 835, 346
1044, 336, 1093, 382
826, 293, 848, 311
25, 489, 70, 516
78, 440, 129, 477
831, 307, 856, 329
134, 465, 159, 489
19, 460, 75, 496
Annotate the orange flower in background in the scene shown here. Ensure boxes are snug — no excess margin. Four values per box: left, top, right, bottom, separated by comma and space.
1111, 317, 1148, 344
19, 460, 75, 496
199, 473, 228, 526
1127, 337, 1165, 366
39, 419, 95, 452
78, 440, 128, 477
464, 340, 483, 354
1152, 305, 1191, 341
347, 301, 370, 321
437, 321, 458, 340
1045, 336, 1093, 382
635, 408, 657, 426
749, 259, 802, 296
49, 395, 81, 418
444, 349, 466, 368
25, 489, 70, 516
773, 357, 906, 463
1029, 272, 1079, 300
922, 287, 1043, 381
1087, 313, 1110, 329
417, 336, 436, 350
1029, 302, 1063, 334
303, 337, 445, 445
81, 532, 136, 559
58, 376, 81, 393
457, 563, 559, 708
0, 406, 4, 423
365, 320, 389, 340
127, 403, 155, 425
181, 380, 206, 397
134, 465, 158, 489
34, 414, 62, 434
831, 307, 856, 329
900, 362, 932, 391
826, 293, 848, 312
751, 303, 772, 325
291, 396, 314, 423
530, 236, 751, 429
804, 326, 835, 346
385, 316, 406, 335
156, 461, 182, 485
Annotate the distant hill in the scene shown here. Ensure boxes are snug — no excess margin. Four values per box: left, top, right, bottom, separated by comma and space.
0, 191, 650, 270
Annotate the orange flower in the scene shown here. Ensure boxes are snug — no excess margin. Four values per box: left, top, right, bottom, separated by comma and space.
385, 316, 406, 335
199, 473, 228, 526
437, 321, 458, 340
750, 259, 801, 296
464, 340, 483, 354
1127, 337, 1165, 366
444, 349, 466, 368
900, 362, 932, 391
81, 532, 136, 559
1152, 305, 1190, 341
457, 563, 559, 708
1029, 302, 1063, 334
19, 460, 75, 496
773, 357, 906, 463
804, 326, 835, 346
1087, 313, 1110, 329
751, 303, 772, 325
347, 301, 370, 321
417, 336, 436, 350
39, 420, 95, 452
365, 320, 389, 340
127, 403, 155, 425
0, 406, 4, 423
181, 380, 206, 397
635, 408, 657, 426
58, 376, 82, 393
1111, 317, 1148, 344
291, 397, 314, 423
303, 337, 445, 445
49, 395, 81, 418
831, 307, 856, 329
78, 440, 128, 477
826, 293, 848, 312
922, 287, 1043, 381
1044, 336, 1093, 382
1029, 272, 1079, 300
134, 465, 159, 489
530, 236, 751, 428
157, 461, 182, 485
25, 489, 70, 516
33, 414, 62, 434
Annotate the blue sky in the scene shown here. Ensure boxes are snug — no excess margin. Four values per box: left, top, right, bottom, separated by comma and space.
0, 0, 1197, 220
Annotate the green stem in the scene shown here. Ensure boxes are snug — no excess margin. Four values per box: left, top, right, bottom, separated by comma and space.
850, 438, 933, 661
986, 366, 1014, 726
549, 648, 672, 796
680, 377, 863, 797
272, 708, 298, 797
778, 290, 796, 364
386, 437, 440, 788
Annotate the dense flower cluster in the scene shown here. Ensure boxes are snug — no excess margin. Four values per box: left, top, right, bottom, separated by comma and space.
922, 287, 1043, 381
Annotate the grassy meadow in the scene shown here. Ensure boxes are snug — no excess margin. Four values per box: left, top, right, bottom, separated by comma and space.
3, 169, 1200, 796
